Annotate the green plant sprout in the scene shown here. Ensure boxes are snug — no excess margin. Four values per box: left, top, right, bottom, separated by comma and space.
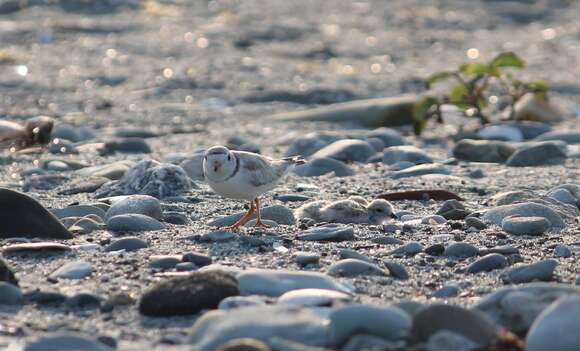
413, 52, 549, 135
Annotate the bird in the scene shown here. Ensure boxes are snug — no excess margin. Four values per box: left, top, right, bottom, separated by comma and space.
203, 145, 305, 230
0, 116, 54, 151
295, 196, 395, 225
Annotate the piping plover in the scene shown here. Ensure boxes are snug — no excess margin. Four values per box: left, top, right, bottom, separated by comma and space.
295, 196, 395, 225
0, 116, 53, 150
203, 145, 305, 229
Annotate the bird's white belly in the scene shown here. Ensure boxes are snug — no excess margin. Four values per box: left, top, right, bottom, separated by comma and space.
207, 178, 274, 200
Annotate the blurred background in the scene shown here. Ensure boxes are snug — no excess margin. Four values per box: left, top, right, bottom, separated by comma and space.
1, 0, 579, 141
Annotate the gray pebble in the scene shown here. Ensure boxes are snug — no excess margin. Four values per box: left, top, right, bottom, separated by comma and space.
182, 252, 212, 267
526, 295, 580, 351
49, 261, 93, 280
52, 205, 106, 220
0, 282, 24, 305
392, 164, 450, 179
297, 224, 355, 242
465, 217, 487, 230
273, 194, 312, 202
392, 241, 423, 256
421, 215, 447, 224
328, 304, 411, 346
443, 242, 479, 258
483, 202, 565, 228
237, 270, 353, 297
383, 145, 432, 165
149, 255, 182, 270
432, 284, 459, 298
294, 252, 320, 266
105, 195, 162, 220
501, 259, 557, 284
294, 157, 355, 177
24, 334, 113, 351
383, 223, 402, 233
107, 214, 165, 232
310, 139, 376, 163
506, 141, 567, 167
547, 188, 577, 205
104, 237, 149, 252
175, 262, 196, 271
554, 244, 572, 258
467, 254, 508, 274
384, 261, 409, 280
501, 216, 551, 235
339, 249, 372, 263
327, 259, 386, 277
199, 231, 238, 242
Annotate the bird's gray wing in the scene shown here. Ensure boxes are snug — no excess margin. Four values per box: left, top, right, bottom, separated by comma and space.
236, 152, 288, 187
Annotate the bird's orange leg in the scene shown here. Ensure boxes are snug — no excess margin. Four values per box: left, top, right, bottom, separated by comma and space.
253, 198, 270, 228
225, 201, 256, 231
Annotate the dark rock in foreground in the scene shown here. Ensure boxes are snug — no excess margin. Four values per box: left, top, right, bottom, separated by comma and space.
0, 188, 72, 239
139, 271, 239, 316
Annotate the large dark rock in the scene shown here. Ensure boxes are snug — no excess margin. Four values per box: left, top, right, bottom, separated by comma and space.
139, 271, 239, 316
0, 258, 18, 286
0, 188, 73, 239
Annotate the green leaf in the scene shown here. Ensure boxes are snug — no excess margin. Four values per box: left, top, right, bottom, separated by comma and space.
459, 63, 490, 76
490, 52, 525, 69
412, 96, 440, 135
426, 71, 453, 88
448, 83, 469, 106
525, 80, 549, 93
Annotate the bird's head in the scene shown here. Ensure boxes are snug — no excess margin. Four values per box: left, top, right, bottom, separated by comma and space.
367, 199, 396, 224
203, 146, 237, 181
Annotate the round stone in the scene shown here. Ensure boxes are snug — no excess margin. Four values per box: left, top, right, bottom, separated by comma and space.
501, 216, 551, 236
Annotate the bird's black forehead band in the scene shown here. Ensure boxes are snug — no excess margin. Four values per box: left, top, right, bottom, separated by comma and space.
207, 150, 228, 155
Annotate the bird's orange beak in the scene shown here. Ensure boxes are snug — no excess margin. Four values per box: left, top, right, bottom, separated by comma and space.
213, 160, 220, 172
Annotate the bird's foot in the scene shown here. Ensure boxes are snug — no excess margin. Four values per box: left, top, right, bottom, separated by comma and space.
253, 220, 271, 228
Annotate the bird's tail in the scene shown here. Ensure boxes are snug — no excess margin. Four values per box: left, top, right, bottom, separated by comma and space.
283, 155, 306, 165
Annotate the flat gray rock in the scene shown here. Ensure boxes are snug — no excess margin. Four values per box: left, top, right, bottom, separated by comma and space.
501, 216, 551, 235
383, 145, 432, 165
506, 141, 567, 166
526, 295, 580, 351
237, 270, 353, 297
52, 205, 106, 220
536, 131, 580, 144
501, 259, 557, 284
329, 304, 411, 346
106, 214, 165, 232
310, 139, 376, 163
0, 282, 23, 305
297, 224, 355, 242
24, 334, 113, 351
411, 304, 497, 346
327, 259, 386, 277
453, 139, 516, 163
278, 288, 352, 307
443, 242, 479, 258
483, 202, 566, 228
208, 205, 295, 227
294, 157, 355, 177
188, 305, 328, 351
467, 254, 507, 274
104, 237, 148, 252
104, 195, 162, 220
392, 164, 450, 179
49, 261, 93, 280
473, 283, 580, 333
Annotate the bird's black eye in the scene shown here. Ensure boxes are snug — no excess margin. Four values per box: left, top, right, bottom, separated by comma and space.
227, 155, 231, 161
